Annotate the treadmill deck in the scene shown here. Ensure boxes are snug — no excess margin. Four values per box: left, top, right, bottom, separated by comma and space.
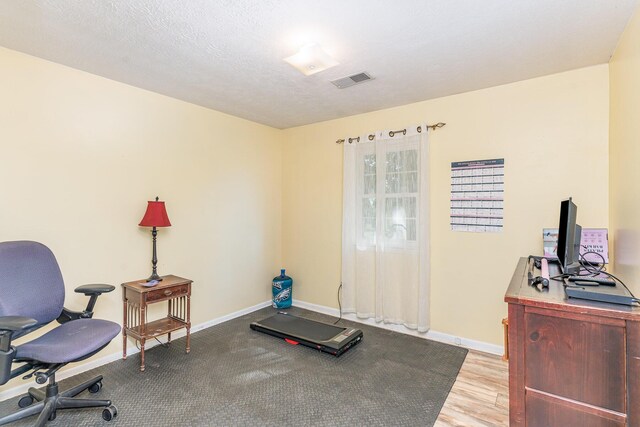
250, 312, 363, 356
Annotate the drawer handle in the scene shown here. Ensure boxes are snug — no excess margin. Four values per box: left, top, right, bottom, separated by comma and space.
164, 290, 173, 296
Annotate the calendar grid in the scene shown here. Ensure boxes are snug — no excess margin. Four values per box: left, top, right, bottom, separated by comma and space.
450, 158, 505, 233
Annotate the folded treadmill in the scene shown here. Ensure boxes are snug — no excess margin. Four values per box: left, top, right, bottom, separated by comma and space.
250, 312, 363, 356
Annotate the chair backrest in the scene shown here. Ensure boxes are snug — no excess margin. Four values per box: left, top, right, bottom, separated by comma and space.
0, 241, 65, 331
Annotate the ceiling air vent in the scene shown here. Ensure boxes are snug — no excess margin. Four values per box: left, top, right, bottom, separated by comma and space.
331, 72, 374, 89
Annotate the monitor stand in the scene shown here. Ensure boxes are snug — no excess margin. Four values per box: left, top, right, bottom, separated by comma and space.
562, 261, 581, 275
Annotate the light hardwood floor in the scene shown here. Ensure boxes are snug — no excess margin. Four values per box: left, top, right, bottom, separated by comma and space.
435, 350, 509, 426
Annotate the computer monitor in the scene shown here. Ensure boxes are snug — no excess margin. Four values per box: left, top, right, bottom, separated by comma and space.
557, 197, 581, 275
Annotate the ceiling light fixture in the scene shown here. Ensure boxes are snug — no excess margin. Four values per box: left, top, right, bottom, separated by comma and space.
283, 43, 339, 76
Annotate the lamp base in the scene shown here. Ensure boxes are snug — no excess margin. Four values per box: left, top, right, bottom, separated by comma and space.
146, 273, 163, 282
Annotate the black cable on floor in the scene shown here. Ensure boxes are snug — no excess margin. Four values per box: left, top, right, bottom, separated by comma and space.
334, 282, 343, 324
135, 337, 169, 350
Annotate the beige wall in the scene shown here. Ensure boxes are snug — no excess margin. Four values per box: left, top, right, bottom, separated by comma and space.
0, 47, 282, 391
282, 65, 610, 346
0, 38, 617, 395
610, 7, 640, 295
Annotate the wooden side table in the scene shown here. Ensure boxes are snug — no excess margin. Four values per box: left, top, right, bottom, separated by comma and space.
121, 275, 192, 371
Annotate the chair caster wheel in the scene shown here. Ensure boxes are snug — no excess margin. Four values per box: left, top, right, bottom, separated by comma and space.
89, 380, 103, 393
18, 395, 34, 408
102, 405, 117, 421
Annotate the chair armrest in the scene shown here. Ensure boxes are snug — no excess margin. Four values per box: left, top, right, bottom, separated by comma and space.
0, 316, 37, 354
0, 317, 34, 385
57, 284, 115, 324
74, 284, 115, 295
0, 316, 38, 333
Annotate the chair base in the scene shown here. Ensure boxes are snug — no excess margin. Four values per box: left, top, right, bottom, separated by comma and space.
0, 374, 116, 426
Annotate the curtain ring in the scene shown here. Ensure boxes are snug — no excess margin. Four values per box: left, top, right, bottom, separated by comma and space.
368, 134, 375, 141
389, 129, 407, 137
417, 126, 422, 133
348, 136, 360, 144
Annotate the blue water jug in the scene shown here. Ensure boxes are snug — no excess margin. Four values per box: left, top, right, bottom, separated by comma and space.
272, 269, 292, 308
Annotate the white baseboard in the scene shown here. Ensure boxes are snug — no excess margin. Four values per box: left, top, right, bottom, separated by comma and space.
0, 300, 272, 403
424, 330, 504, 356
292, 299, 504, 356
188, 300, 272, 335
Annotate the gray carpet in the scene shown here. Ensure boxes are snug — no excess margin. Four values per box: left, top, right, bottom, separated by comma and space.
0, 307, 468, 426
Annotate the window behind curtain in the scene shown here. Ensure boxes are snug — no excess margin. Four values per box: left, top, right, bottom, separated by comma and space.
357, 144, 419, 249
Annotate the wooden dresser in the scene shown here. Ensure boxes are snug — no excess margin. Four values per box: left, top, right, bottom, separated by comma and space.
505, 258, 640, 426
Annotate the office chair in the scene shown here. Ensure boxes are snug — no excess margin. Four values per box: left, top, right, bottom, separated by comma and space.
0, 241, 121, 426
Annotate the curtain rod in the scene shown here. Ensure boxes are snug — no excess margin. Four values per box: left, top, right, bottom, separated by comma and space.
335, 122, 446, 144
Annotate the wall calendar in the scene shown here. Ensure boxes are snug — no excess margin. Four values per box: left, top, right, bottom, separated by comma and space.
450, 158, 504, 233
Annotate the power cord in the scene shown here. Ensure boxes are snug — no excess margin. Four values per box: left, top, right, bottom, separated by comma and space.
154, 337, 170, 348
333, 282, 343, 325
576, 251, 639, 305
534, 251, 639, 306
578, 249, 606, 276
134, 337, 169, 351
550, 250, 606, 281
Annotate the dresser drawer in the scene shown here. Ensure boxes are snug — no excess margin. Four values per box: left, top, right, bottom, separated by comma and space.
526, 391, 626, 427
524, 310, 626, 412
146, 284, 189, 303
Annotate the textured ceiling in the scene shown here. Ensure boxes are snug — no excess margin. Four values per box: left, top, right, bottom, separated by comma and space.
0, 0, 637, 129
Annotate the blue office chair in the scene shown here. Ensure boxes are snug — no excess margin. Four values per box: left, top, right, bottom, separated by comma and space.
0, 241, 121, 426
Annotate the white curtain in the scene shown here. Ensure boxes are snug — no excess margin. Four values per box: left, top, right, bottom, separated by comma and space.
341, 125, 430, 332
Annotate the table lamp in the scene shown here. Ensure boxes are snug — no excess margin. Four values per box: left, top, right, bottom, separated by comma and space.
139, 196, 171, 282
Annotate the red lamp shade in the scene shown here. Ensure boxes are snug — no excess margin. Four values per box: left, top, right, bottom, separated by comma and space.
139, 199, 171, 227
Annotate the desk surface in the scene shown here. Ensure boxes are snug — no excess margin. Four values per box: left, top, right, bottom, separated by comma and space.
121, 275, 192, 293
505, 257, 640, 321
